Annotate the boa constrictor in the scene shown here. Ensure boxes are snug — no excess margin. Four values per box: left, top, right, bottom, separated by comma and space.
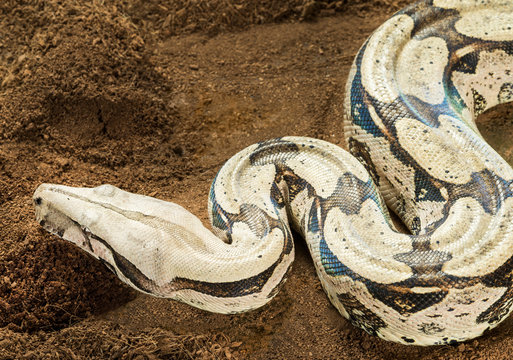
33, 0, 513, 346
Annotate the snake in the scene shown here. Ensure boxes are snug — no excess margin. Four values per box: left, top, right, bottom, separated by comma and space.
33, 0, 513, 346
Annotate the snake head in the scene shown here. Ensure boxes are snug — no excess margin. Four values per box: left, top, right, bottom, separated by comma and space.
33, 183, 118, 259
33, 183, 173, 260
32, 182, 226, 297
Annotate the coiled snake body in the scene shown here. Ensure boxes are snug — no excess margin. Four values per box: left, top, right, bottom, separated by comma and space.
34, 0, 513, 345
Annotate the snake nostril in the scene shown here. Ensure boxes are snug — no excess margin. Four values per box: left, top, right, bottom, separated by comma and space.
39, 219, 46, 226
35, 197, 42, 205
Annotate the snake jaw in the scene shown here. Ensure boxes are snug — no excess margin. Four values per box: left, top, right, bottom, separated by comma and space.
34, 184, 70, 237
33, 183, 107, 259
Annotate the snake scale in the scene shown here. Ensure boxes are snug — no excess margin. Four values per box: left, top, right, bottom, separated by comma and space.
33, 0, 513, 346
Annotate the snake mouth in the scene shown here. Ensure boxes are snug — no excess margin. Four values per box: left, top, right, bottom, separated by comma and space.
38, 217, 65, 238
34, 187, 66, 238
33, 184, 96, 254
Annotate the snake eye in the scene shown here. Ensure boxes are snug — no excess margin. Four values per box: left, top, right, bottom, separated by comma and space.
34, 197, 42, 205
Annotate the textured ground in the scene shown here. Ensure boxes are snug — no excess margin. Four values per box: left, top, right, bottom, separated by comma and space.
1, 0, 513, 359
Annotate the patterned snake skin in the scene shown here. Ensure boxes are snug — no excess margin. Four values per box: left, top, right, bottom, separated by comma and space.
34, 0, 513, 346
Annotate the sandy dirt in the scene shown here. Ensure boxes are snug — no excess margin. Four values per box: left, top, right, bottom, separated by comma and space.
1, 0, 513, 359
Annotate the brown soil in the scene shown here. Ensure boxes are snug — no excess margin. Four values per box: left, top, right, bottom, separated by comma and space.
1, 0, 513, 359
